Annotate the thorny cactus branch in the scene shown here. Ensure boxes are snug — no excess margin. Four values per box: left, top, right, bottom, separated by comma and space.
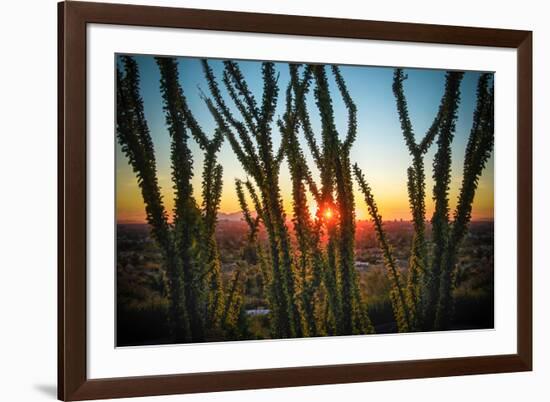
392, 68, 464, 329
354, 164, 412, 332
201, 60, 263, 183
425, 71, 464, 329
279, 75, 324, 336
223, 69, 259, 138
434, 74, 494, 329
156, 56, 214, 341
117, 56, 192, 342
224, 61, 262, 125
286, 64, 373, 335
202, 59, 302, 339
331, 65, 357, 151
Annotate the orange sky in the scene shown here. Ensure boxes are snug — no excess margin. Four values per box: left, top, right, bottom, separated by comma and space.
116, 159, 494, 224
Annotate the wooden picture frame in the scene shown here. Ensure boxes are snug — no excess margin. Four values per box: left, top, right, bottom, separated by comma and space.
58, 1, 532, 400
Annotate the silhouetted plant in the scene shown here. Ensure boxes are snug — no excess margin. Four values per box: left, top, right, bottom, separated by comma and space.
434, 73, 494, 330
158, 57, 226, 331
279, 63, 374, 336
201, 60, 303, 339
278, 64, 324, 336
117, 56, 242, 342
117, 56, 191, 342
155, 57, 206, 341
222, 266, 249, 340
393, 69, 465, 329
354, 165, 411, 332
355, 69, 494, 331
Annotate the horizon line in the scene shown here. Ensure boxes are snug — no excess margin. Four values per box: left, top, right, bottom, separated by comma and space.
117, 217, 496, 225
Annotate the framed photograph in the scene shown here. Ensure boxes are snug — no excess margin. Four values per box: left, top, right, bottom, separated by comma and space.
58, 1, 532, 400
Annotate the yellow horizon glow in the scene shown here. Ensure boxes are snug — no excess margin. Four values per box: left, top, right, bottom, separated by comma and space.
116, 178, 494, 224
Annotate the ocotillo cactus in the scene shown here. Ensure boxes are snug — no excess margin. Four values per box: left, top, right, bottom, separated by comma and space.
279, 63, 374, 336
201, 60, 303, 339
426, 71, 464, 330
354, 164, 411, 332
155, 57, 206, 341
221, 266, 249, 340
434, 73, 494, 330
234, 178, 276, 335
118, 56, 231, 342
156, 58, 226, 332
156, 56, 229, 337
278, 64, 324, 336
355, 69, 493, 332
117, 56, 191, 342
393, 69, 464, 329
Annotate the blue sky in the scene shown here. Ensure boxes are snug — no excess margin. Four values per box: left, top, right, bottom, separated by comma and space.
116, 54, 494, 223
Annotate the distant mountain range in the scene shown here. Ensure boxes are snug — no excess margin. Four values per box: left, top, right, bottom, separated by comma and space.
217, 211, 245, 221
118, 213, 493, 226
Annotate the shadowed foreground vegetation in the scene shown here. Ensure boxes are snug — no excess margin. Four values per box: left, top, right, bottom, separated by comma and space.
117, 220, 493, 345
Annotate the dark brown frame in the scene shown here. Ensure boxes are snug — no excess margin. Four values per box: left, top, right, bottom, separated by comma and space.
58, 1, 532, 400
